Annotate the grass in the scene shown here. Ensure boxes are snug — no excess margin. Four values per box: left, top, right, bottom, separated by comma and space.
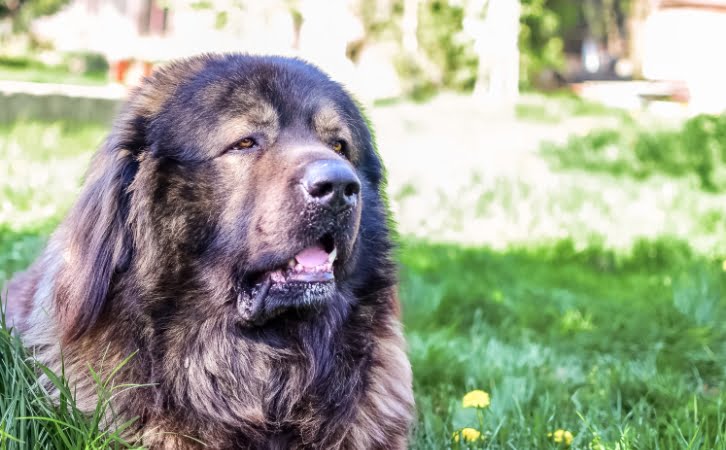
543, 114, 726, 191
515, 91, 634, 124
0, 313, 143, 449
3, 108, 726, 448
403, 239, 726, 449
0, 121, 103, 283
0, 55, 108, 86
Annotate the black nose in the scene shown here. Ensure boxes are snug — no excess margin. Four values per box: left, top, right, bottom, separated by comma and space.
302, 159, 361, 211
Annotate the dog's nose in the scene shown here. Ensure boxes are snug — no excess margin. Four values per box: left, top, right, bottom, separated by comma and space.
302, 159, 361, 211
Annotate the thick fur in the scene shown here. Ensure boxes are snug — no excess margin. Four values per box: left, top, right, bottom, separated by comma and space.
4, 54, 413, 449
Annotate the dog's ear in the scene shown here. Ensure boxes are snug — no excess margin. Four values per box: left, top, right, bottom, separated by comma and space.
52, 59, 209, 342
54, 135, 139, 342
53, 77, 161, 342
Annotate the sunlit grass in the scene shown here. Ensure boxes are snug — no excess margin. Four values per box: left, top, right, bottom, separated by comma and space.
391, 162, 726, 256
0, 307, 144, 449
0, 56, 108, 86
2, 110, 726, 449
0, 121, 104, 282
402, 240, 726, 449
0, 121, 102, 227
543, 114, 726, 191
515, 91, 634, 124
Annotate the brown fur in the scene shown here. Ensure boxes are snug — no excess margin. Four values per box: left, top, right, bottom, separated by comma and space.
4, 54, 413, 449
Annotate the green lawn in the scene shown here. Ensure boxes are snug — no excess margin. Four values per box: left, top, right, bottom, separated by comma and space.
2, 101, 726, 449
0, 56, 108, 86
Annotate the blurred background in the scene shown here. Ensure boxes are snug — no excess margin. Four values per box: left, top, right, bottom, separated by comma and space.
3, 1, 726, 449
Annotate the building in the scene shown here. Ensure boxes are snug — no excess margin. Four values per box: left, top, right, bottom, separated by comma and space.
642, 0, 726, 113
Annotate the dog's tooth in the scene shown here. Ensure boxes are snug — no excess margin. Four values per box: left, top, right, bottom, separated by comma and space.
328, 248, 337, 263
288, 259, 296, 269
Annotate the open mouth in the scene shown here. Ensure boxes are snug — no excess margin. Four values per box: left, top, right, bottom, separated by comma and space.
237, 234, 338, 324
269, 234, 337, 284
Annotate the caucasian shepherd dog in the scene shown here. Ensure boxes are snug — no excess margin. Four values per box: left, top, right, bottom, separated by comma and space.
4, 54, 413, 449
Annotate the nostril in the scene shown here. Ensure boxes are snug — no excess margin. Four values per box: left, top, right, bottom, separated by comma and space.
309, 181, 334, 198
301, 159, 360, 208
344, 182, 360, 198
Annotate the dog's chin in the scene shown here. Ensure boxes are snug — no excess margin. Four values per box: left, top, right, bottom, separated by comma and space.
236, 235, 341, 325
237, 279, 336, 325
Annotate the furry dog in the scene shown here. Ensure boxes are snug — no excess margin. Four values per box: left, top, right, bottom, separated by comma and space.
4, 54, 413, 449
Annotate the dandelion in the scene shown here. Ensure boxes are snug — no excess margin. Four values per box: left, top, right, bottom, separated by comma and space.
453, 427, 482, 443
548, 429, 574, 446
462, 389, 490, 408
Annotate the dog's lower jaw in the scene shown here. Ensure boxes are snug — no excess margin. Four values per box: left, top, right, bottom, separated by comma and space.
237, 276, 272, 323
236, 278, 337, 326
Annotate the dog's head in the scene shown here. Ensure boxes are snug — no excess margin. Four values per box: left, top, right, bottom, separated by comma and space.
54, 54, 394, 341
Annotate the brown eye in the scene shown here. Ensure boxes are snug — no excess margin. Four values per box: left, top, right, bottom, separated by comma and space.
234, 137, 256, 150
331, 140, 344, 153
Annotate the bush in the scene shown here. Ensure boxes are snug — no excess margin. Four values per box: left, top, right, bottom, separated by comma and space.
520, 0, 565, 88
679, 115, 726, 190
63, 52, 109, 76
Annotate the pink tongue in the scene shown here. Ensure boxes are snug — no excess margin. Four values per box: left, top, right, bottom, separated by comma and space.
295, 245, 329, 267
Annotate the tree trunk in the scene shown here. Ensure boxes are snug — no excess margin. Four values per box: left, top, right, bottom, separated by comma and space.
627, 0, 652, 78
471, 0, 520, 106
402, 0, 420, 54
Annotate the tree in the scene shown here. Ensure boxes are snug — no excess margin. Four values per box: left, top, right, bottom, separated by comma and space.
1, 0, 70, 32
461, 0, 521, 103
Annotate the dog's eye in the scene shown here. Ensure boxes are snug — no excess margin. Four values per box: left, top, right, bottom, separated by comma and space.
331, 140, 345, 154
231, 137, 256, 151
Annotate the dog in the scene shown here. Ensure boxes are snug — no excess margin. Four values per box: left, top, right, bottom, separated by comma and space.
4, 54, 414, 449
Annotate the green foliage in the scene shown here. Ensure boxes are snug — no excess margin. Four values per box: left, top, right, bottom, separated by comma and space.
0, 121, 103, 283
0, 55, 108, 85
0, 307, 142, 449
543, 114, 726, 191
357, 0, 404, 41
63, 52, 109, 76
417, 0, 478, 92
516, 91, 633, 123
404, 238, 726, 449
392, 52, 440, 102
0, 0, 70, 33
519, 0, 564, 88
4, 111, 726, 449
15, 0, 68, 19
396, 0, 566, 95
676, 115, 726, 190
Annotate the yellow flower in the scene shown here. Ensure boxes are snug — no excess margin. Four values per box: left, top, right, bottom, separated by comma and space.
548, 429, 574, 446
721, 260, 726, 272
453, 427, 482, 443
462, 390, 490, 408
